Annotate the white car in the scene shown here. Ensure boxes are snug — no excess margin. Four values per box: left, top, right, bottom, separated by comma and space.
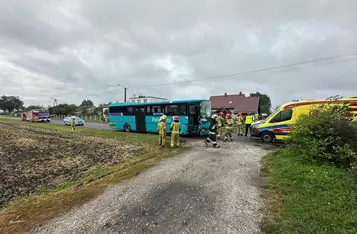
63, 116, 85, 126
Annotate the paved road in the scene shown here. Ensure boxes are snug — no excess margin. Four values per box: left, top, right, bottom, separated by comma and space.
31, 139, 268, 234
0, 116, 111, 130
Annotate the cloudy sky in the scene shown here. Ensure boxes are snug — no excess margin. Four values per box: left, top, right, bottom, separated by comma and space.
1, 0, 357, 108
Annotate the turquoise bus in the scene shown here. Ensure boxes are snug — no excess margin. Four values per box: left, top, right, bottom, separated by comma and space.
108, 99, 211, 136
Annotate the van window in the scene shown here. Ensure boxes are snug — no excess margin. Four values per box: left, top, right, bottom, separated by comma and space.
271, 110, 293, 123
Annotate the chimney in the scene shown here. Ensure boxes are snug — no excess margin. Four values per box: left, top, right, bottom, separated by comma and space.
224, 93, 227, 96
239, 91, 242, 95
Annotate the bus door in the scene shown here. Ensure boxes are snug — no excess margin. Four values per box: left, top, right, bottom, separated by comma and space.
188, 103, 200, 134
135, 106, 146, 132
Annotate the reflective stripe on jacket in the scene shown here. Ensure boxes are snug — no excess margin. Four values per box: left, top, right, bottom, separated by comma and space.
236, 116, 244, 125
170, 122, 181, 134
158, 122, 166, 134
217, 116, 224, 127
226, 119, 234, 129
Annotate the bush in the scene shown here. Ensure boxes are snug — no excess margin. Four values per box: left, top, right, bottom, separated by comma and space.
288, 102, 357, 170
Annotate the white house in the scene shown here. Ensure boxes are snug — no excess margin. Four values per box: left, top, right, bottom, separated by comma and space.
129, 96, 168, 103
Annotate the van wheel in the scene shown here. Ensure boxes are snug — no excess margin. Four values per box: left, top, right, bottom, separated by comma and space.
261, 132, 274, 143
124, 123, 131, 132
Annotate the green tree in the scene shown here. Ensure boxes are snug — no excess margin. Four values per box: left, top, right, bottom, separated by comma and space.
80, 100, 94, 107
250, 92, 272, 114
48, 104, 77, 116
25, 105, 44, 111
0, 95, 24, 113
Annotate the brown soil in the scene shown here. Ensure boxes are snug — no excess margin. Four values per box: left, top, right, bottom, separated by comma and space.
0, 123, 149, 208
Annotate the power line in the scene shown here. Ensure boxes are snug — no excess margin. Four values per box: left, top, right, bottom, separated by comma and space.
133, 53, 357, 89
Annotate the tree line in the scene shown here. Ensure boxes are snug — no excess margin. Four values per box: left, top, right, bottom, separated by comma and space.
0, 95, 107, 116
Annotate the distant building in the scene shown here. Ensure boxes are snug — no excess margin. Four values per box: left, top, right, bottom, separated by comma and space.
129, 96, 168, 103
210, 92, 260, 115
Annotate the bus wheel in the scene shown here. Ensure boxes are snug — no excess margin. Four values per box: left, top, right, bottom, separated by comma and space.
124, 124, 131, 132
261, 132, 274, 143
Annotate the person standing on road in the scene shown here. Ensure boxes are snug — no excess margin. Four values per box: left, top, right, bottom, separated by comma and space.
170, 115, 181, 148
204, 114, 220, 148
224, 113, 234, 142
157, 117, 166, 147
217, 112, 225, 140
71, 116, 76, 133
235, 112, 244, 136
245, 113, 254, 137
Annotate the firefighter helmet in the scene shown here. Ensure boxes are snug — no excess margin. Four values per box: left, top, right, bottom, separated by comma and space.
219, 112, 224, 116
226, 113, 232, 118
173, 115, 179, 121
211, 114, 218, 119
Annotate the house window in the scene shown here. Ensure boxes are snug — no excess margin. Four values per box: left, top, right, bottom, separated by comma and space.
144, 99, 147, 103
137, 100, 141, 103
131, 100, 135, 103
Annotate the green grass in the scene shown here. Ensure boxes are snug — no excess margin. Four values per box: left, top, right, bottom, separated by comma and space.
0, 118, 181, 233
262, 150, 357, 234
0, 118, 157, 143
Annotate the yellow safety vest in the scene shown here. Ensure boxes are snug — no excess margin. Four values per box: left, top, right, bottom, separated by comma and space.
158, 122, 166, 134
171, 122, 181, 134
226, 119, 234, 129
245, 115, 253, 124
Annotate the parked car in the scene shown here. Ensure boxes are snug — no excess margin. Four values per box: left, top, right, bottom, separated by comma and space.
63, 116, 85, 126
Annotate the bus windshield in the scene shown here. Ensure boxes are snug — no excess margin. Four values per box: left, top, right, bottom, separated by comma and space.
200, 101, 211, 118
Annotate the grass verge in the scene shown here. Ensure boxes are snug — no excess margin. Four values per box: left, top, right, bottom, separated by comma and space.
0, 118, 156, 143
261, 150, 357, 234
0, 118, 182, 234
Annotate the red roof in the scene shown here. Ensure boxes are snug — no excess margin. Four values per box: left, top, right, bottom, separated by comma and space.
210, 93, 260, 114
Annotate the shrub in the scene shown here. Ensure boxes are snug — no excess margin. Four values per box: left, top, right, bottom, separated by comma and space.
288, 102, 357, 170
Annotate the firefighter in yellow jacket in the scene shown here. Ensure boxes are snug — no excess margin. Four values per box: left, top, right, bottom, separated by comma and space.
170, 115, 181, 147
224, 113, 234, 142
157, 116, 166, 146
217, 112, 225, 139
235, 112, 244, 136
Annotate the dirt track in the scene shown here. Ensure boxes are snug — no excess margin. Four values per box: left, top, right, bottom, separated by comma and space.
31, 138, 269, 234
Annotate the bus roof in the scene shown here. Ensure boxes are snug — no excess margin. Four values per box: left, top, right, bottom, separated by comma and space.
109, 99, 210, 107
280, 98, 357, 110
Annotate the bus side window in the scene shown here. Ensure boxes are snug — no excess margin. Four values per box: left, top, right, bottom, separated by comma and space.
124, 106, 134, 115
179, 104, 187, 115
150, 105, 162, 115
146, 106, 151, 115
165, 105, 179, 115
271, 110, 293, 123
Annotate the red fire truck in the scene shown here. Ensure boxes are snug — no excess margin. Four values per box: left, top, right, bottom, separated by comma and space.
21, 109, 51, 122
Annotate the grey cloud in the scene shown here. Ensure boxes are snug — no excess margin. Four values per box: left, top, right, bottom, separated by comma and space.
1, 0, 357, 107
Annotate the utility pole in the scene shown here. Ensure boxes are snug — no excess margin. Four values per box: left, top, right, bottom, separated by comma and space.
117, 84, 127, 102
51, 97, 57, 106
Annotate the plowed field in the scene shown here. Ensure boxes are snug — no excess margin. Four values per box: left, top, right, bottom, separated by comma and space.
0, 122, 153, 208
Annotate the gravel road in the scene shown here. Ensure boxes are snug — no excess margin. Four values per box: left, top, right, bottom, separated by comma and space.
30, 138, 268, 234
